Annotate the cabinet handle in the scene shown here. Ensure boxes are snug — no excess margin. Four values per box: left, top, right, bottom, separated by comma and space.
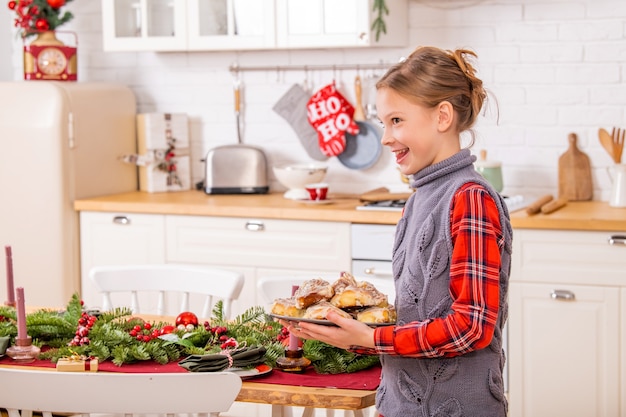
608, 235, 626, 246
113, 216, 130, 225
550, 289, 575, 301
363, 267, 393, 277
245, 220, 265, 232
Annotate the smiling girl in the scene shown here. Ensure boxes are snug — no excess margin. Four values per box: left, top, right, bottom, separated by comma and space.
284, 46, 512, 417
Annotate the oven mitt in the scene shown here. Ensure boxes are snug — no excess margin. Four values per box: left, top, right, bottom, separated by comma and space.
307, 83, 359, 157
178, 346, 267, 372
273, 84, 328, 161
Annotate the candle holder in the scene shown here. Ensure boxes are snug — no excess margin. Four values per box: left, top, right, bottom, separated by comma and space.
275, 347, 311, 373
6, 336, 40, 363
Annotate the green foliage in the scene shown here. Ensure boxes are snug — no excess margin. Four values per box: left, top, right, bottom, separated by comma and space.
8, 0, 75, 37
371, 0, 389, 42
304, 339, 380, 374
8, 294, 379, 374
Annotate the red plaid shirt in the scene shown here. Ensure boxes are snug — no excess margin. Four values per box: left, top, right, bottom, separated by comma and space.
352, 183, 503, 357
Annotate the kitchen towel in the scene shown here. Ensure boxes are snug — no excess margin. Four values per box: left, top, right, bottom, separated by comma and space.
273, 84, 328, 161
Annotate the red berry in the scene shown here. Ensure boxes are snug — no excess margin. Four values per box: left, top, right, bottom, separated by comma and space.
46, 0, 66, 8
133, 325, 142, 332
144, 323, 152, 330
8, 1, 17, 10
142, 335, 151, 343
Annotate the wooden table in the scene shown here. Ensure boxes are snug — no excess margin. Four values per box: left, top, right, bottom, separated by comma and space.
9, 309, 378, 417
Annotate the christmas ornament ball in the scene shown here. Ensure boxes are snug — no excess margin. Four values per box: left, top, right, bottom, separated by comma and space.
175, 311, 198, 327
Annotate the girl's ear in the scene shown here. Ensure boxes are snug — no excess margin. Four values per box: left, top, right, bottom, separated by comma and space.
437, 101, 454, 132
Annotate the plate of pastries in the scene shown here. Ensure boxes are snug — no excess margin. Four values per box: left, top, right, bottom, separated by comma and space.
270, 272, 396, 327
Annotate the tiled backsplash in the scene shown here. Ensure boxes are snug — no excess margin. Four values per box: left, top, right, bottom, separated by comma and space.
5, 0, 626, 200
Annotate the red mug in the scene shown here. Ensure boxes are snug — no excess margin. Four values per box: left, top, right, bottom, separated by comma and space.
305, 183, 328, 201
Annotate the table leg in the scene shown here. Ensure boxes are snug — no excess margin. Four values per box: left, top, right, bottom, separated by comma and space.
271, 405, 294, 417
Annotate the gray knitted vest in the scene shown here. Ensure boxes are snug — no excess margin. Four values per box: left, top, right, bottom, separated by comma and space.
376, 150, 512, 417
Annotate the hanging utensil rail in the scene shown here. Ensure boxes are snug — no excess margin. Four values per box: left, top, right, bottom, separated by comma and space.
229, 62, 392, 74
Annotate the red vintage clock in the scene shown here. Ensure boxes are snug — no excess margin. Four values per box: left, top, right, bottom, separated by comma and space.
23, 31, 77, 81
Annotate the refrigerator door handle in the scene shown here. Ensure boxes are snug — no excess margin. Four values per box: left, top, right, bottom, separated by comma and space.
68, 112, 75, 149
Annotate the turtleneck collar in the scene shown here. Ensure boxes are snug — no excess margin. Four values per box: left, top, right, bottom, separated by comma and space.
410, 149, 477, 189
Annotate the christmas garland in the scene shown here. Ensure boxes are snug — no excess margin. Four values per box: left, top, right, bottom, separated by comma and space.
0, 294, 379, 373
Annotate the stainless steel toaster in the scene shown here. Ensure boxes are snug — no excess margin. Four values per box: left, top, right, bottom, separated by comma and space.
203, 144, 269, 194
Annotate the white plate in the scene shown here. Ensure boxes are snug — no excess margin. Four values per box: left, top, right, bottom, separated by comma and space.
229, 364, 272, 379
270, 313, 394, 327
297, 199, 334, 205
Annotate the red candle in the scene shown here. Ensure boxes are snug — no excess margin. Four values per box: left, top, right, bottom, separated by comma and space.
16, 287, 27, 340
5, 246, 15, 306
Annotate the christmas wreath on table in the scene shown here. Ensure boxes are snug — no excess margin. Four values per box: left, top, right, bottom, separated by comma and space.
0, 294, 379, 374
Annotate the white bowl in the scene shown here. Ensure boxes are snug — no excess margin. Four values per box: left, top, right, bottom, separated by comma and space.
273, 163, 328, 200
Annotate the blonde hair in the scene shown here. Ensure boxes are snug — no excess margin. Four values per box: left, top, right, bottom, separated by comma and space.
377, 46, 488, 143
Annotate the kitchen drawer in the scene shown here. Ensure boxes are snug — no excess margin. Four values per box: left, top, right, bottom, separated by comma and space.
166, 215, 351, 271
511, 229, 626, 286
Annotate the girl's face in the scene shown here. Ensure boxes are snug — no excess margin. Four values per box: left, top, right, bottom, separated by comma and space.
376, 87, 459, 176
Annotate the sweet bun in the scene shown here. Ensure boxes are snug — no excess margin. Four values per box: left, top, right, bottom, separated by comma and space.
303, 300, 352, 320
330, 280, 388, 309
294, 278, 334, 309
271, 297, 305, 318
356, 305, 397, 324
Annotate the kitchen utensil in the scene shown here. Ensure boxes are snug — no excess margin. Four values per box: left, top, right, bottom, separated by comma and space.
204, 80, 269, 194
353, 75, 367, 121
607, 163, 626, 207
273, 84, 328, 161
273, 163, 328, 200
540, 198, 568, 214
558, 133, 593, 201
598, 128, 615, 161
359, 187, 413, 202
525, 194, 554, 215
474, 149, 503, 193
611, 127, 624, 163
338, 76, 383, 170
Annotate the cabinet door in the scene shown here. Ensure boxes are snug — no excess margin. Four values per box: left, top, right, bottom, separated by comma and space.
275, 0, 407, 48
102, 0, 188, 51
187, 0, 275, 50
508, 282, 620, 417
79, 212, 166, 309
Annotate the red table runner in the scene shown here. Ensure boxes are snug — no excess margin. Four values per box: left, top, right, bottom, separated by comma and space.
0, 355, 381, 391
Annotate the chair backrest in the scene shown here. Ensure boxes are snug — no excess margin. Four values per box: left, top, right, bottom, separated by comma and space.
89, 264, 244, 318
0, 367, 242, 417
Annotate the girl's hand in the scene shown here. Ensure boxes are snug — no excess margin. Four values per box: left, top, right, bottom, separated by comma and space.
280, 311, 376, 350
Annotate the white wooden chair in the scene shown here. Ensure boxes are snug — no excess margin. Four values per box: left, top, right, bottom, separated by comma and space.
89, 264, 244, 319
0, 367, 242, 417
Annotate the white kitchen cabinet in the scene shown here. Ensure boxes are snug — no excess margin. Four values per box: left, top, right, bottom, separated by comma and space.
79, 211, 166, 309
165, 215, 351, 317
102, 0, 407, 51
275, 0, 407, 49
102, 0, 188, 52
508, 229, 626, 417
186, 0, 275, 50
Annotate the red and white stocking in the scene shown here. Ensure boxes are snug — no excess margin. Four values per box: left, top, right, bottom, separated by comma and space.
307, 83, 359, 157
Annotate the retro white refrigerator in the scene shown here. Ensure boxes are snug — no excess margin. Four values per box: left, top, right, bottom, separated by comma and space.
0, 82, 138, 307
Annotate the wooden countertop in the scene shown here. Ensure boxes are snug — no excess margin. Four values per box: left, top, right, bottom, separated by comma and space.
74, 191, 626, 231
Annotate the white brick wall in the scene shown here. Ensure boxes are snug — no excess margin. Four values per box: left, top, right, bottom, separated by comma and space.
6, 0, 626, 201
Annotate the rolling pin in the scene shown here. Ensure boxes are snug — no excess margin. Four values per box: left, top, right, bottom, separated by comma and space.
526, 194, 554, 215
540, 198, 568, 214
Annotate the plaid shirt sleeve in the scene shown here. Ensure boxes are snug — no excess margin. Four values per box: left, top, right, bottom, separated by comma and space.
351, 183, 503, 357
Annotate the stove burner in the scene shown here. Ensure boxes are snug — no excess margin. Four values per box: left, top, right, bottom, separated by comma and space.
356, 199, 406, 211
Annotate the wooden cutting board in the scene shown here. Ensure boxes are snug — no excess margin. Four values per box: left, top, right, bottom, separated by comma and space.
558, 133, 593, 201
359, 187, 413, 202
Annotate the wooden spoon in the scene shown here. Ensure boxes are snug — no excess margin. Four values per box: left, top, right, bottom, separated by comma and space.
598, 128, 615, 162
611, 127, 624, 164
353, 75, 366, 122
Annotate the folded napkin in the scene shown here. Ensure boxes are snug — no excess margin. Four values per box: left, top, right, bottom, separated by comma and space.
178, 346, 267, 372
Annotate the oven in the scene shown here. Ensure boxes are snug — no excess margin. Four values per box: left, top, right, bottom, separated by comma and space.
351, 224, 396, 303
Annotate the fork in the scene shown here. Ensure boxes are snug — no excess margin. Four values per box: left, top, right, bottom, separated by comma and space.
611, 127, 624, 164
